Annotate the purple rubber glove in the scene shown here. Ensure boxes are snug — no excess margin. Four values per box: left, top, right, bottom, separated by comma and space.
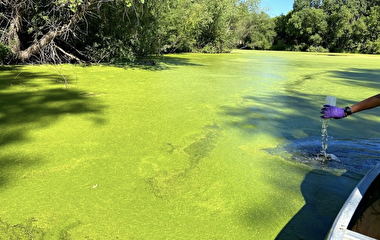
320, 105, 346, 119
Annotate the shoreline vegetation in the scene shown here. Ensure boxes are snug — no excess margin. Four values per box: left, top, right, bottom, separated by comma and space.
1, 0, 380, 65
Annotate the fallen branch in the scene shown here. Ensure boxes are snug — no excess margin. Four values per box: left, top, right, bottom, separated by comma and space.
55, 44, 82, 63
16, 0, 96, 62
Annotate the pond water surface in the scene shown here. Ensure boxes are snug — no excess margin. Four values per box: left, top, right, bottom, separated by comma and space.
1, 51, 380, 239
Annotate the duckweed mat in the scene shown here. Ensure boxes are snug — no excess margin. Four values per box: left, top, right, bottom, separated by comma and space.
1, 51, 380, 239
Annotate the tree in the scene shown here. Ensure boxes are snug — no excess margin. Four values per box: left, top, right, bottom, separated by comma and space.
193, 0, 239, 53
1, 0, 266, 63
274, 0, 380, 53
0, 0, 144, 63
156, 0, 261, 53
244, 11, 275, 50
231, 0, 275, 50
363, 6, 380, 53
0, 0, 97, 63
155, 0, 212, 53
83, 0, 156, 63
272, 13, 292, 50
286, 8, 327, 50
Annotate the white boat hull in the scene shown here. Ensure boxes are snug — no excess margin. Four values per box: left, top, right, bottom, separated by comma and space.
326, 163, 380, 240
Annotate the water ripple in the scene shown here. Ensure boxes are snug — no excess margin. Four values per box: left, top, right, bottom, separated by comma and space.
270, 137, 380, 175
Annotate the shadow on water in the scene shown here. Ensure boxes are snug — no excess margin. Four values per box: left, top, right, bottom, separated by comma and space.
222, 91, 380, 140
273, 138, 380, 239
330, 68, 380, 89
275, 137, 380, 175
0, 65, 106, 188
221, 66, 380, 239
101, 55, 204, 71
275, 170, 361, 240
222, 89, 380, 174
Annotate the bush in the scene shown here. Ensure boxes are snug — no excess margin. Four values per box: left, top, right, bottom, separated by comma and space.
361, 39, 380, 54
293, 43, 308, 52
0, 43, 10, 63
307, 46, 329, 53
272, 39, 289, 51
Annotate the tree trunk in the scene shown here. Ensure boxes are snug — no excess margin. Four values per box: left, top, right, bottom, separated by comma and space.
8, 10, 22, 54
17, 30, 59, 62
15, 0, 95, 62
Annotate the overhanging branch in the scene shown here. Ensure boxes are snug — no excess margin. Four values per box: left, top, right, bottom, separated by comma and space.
16, 0, 96, 62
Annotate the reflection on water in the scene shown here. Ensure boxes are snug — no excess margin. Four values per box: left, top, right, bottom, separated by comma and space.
272, 137, 380, 175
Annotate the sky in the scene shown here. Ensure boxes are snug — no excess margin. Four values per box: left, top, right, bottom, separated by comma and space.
260, 0, 294, 17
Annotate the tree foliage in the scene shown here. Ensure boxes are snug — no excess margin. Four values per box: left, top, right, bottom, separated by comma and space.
1, 0, 380, 64
0, 0, 98, 63
1, 0, 271, 63
273, 0, 380, 53
0, 0, 149, 63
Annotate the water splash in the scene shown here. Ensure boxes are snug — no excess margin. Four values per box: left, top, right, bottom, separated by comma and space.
320, 119, 329, 158
317, 96, 338, 163
316, 119, 338, 163
271, 137, 380, 175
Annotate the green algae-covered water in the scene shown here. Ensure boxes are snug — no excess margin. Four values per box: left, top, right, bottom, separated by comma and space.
1, 51, 380, 239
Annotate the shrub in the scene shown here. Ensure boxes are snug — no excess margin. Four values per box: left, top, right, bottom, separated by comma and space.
0, 43, 10, 64
293, 43, 308, 52
272, 39, 289, 51
307, 46, 329, 53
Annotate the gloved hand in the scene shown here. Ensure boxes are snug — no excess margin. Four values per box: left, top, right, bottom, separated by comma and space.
320, 105, 346, 119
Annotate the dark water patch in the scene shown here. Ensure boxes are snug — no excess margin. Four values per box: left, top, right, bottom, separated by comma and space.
183, 124, 221, 169
143, 124, 222, 198
0, 218, 45, 239
330, 68, 380, 90
268, 137, 380, 175
275, 169, 361, 240
0, 217, 77, 239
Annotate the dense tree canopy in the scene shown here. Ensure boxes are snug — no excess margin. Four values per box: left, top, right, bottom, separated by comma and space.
276, 0, 380, 53
0, 0, 269, 63
1, 0, 380, 64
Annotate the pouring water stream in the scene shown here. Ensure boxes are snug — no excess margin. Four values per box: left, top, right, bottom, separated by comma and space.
318, 96, 338, 163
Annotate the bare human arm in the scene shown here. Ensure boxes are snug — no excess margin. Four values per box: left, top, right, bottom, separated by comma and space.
321, 94, 380, 119
350, 94, 380, 115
